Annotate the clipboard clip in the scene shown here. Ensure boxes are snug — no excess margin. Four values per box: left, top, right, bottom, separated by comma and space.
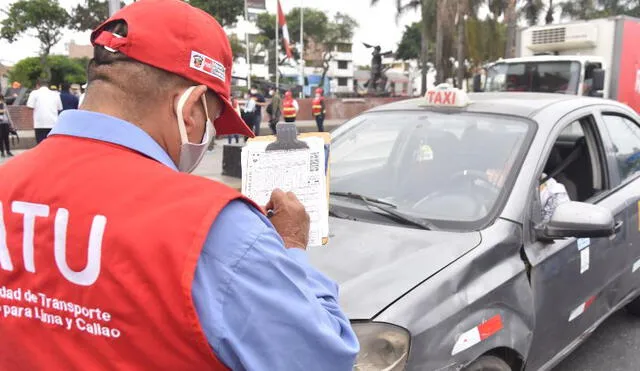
265, 123, 309, 151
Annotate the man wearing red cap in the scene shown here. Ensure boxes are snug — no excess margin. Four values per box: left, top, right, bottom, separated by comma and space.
0, 0, 358, 370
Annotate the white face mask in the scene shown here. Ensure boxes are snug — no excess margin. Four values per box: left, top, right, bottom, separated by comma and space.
175, 86, 216, 173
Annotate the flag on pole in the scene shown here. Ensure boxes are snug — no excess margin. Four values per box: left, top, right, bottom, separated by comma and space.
277, 0, 293, 59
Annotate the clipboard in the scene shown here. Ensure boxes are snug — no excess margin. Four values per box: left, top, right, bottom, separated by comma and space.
242, 123, 331, 246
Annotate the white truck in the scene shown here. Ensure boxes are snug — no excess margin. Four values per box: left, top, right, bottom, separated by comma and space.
482, 16, 640, 112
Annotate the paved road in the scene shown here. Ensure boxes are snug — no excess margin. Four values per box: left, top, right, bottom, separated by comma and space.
553, 309, 640, 370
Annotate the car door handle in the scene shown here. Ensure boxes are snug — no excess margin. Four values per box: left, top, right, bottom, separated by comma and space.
614, 220, 624, 233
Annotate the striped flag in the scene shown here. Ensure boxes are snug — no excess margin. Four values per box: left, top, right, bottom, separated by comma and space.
277, 0, 292, 59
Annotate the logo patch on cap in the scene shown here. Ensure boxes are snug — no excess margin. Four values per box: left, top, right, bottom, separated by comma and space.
190, 51, 225, 83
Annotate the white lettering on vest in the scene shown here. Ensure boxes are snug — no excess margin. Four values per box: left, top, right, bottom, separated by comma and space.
0, 202, 13, 271
12, 201, 50, 273
54, 208, 107, 286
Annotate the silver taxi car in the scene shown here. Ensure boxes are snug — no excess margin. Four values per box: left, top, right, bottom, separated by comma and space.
308, 86, 640, 370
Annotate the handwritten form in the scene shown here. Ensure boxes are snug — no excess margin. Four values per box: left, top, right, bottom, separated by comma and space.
241, 137, 328, 247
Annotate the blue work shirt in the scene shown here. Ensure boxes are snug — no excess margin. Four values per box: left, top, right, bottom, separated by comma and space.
59, 91, 79, 111
50, 110, 359, 370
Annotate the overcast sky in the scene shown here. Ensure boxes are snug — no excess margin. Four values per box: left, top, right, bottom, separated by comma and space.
0, 0, 423, 67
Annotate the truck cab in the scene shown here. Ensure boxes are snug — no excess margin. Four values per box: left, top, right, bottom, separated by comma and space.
484, 55, 606, 98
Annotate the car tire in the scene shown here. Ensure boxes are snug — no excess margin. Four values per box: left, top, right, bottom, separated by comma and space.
464, 355, 512, 371
625, 296, 640, 316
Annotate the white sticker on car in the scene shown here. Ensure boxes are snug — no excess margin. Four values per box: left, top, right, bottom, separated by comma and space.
580, 247, 590, 274
632, 258, 640, 273
577, 238, 590, 250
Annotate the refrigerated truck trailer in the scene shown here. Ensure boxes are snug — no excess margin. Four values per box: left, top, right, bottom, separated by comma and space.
483, 16, 640, 112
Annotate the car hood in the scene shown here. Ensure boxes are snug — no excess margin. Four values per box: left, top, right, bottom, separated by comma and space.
307, 217, 482, 320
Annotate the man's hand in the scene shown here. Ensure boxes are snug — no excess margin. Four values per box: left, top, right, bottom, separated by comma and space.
265, 189, 310, 249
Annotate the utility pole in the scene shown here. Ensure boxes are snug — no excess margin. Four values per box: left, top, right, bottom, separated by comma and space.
244, 0, 252, 90
275, 6, 279, 90
108, 0, 120, 16
299, 0, 304, 97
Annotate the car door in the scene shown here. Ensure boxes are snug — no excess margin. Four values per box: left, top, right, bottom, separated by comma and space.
595, 109, 640, 306
522, 111, 620, 370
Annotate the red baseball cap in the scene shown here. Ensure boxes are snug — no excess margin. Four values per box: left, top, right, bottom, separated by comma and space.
90, 0, 254, 137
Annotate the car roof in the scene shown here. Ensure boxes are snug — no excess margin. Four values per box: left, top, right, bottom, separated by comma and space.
491, 55, 605, 64
367, 92, 629, 121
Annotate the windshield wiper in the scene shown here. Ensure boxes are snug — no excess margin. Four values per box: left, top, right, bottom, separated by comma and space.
329, 191, 398, 208
330, 192, 434, 230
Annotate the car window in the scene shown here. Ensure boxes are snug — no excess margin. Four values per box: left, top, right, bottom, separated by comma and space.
601, 114, 640, 182
330, 111, 534, 228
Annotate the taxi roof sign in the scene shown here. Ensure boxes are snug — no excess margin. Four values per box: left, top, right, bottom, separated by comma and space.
420, 83, 471, 108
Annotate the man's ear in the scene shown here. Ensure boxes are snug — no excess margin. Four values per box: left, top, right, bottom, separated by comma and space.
180, 85, 208, 135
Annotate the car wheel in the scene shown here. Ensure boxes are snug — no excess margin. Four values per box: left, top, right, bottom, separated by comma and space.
464, 355, 512, 371
625, 296, 640, 316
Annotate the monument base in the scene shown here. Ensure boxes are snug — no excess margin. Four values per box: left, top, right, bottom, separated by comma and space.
222, 143, 243, 178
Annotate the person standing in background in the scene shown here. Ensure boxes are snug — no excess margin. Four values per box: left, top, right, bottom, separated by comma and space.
282, 90, 298, 123
227, 96, 241, 144
0, 94, 13, 157
250, 86, 266, 135
267, 90, 282, 134
60, 82, 79, 111
26, 79, 62, 144
312, 87, 326, 132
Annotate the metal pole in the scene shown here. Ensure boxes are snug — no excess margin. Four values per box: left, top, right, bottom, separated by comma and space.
275, 1, 279, 90
244, 0, 252, 90
108, 0, 120, 16
299, 0, 304, 97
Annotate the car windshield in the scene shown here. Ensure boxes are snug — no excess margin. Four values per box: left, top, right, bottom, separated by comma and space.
330, 111, 533, 228
485, 61, 581, 95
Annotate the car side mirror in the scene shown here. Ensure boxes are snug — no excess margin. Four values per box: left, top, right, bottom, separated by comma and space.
592, 69, 605, 92
535, 201, 614, 240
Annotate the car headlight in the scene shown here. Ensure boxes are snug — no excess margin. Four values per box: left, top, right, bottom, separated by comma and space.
352, 322, 411, 371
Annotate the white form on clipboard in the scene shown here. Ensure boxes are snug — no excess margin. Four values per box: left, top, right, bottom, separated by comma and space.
241, 135, 329, 247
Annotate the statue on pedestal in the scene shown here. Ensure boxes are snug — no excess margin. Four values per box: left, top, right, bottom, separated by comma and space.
363, 43, 393, 95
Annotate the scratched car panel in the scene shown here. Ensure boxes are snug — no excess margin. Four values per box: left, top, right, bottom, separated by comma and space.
307, 91, 640, 370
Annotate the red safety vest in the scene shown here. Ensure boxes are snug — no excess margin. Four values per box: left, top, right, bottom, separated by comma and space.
312, 97, 324, 116
0, 134, 254, 370
282, 98, 296, 118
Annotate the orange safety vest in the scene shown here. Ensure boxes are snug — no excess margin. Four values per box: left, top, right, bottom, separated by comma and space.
0, 134, 255, 370
282, 98, 297, 118
312, 97, 324, 116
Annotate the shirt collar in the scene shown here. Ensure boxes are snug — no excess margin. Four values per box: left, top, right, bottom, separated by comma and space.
50, 110, 178, 170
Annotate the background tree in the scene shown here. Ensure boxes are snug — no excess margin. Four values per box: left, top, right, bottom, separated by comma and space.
1, 0, 70, 81
396, 22, 427, 61
256, 8, 356, 86
187, 0, 244, 27
8, 55, 88, 88
318, 12, 358, 86
520, 0, 545, 26
371, 0, 437, 94
69, 0, 124, 31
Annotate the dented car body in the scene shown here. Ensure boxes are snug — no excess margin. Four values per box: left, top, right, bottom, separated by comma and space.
308, 91, 640, 370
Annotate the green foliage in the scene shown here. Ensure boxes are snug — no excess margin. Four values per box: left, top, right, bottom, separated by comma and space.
69, 0, 125, 31
397, 22, 423, 60
1, 0, 69, 52
286, 8, 329, 45
187, 0, 244, 27
8, 55, 88, 88
560, 0, 640, 19
466, 17, 506, 64
228, 34, 245, 59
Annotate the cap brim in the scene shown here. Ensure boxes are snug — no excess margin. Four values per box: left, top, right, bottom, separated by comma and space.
215, 95, 255, 138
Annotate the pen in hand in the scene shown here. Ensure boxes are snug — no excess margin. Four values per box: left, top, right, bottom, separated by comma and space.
267, 209, 275, 218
